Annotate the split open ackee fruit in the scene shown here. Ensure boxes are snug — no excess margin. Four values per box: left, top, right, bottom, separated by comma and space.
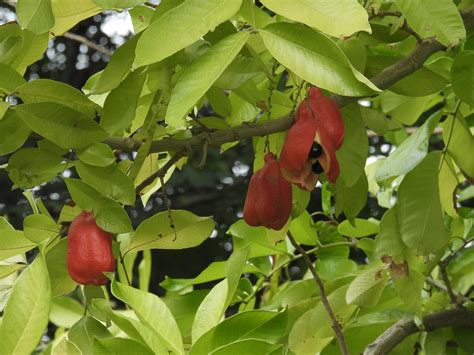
66, 211, 116, 286
243, 153, 292, 230
280, 87, 345, 191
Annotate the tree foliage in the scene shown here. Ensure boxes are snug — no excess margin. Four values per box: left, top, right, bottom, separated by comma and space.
0, 1, 473, 354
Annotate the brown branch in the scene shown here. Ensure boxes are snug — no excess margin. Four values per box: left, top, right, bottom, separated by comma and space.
364, 308, 474, 355
425, 277, 471, 303
102, 6, 474, 154
287, 231, 349, 355
135, 151, 186, 194
62, 32, 113, 56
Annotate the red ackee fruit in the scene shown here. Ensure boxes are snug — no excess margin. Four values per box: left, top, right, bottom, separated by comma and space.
66, 211, 116, 286
279, 87, 344, 191
243, 153, 292, 230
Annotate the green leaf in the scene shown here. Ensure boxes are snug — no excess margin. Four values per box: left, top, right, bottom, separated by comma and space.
228, 220, 288, 257
24, 213, 59, 243
45, 239, 77, 296
338, 219, 379, 238
89, 35, 139, 94
161, 261, 259, 292
375, 112, 440, 182
192, 246, 250, 342
374, 205, 409, 263
111, 279, 185, 355
0, 109, 31, 156
0, 230, 36, 260
380, 91, 437, 126
7, 147, 65, 189
398, 152, 448, 255
129, 6, 154, 34
337, 104, 368, 187
16, 79, 99, 118
260, 22, 379, 96
0, 256, 51, 355
126, 210, 214, 254
212, 340, 281, 354
138, 249, 151, 291
214, 56, 261, 90
91, 299, 167, 353
93, 338, 154, 355
443, 114, 474, 179
51, 338, 81, 355
316, 257, 358, 281
65, 178, 132, 233
438, 156, 459, 217
15, 103, 109, 149
166, 32, 249, 130
393, 268, 424, 312
289, 285, 356, 353
134, 0, 243, 67
190, 311, 285, 353
49, 296, 83, 329
346, 268, 387, 307
76, 142, 115, 167
0, 63, 26, 93
17, 0, 55, 34
394, 0, 465, 46
68, 316, 112, 354
452, 51, 474, 106
335, 172, 368, 221
50, 0, 101, 35
260, 0, 370, 37
0, 24, 49, 75
100, 68, 147, 134
0, 263, 25, 279
289, 211, 318, 246
164, 290, 208, 339
75, 162, 136, 205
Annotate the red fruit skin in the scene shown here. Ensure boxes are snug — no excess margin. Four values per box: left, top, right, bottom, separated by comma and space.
67, 211, 116, 286
280, 87, 344, 190
307, 87, 345, 149
243, 153, 292, 230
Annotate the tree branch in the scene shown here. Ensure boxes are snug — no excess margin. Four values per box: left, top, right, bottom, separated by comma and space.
287, 231, 349, 355
62, 32, 113, 56
102, 6, 474, 155
135, 151, 186, 194
364, 308, 474, 355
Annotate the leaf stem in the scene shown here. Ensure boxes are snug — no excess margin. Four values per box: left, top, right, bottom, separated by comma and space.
287, 231, 349, 355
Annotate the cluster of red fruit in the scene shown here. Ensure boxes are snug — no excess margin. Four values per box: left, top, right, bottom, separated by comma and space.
243, 87, 345, 231
65, 87, 344, 285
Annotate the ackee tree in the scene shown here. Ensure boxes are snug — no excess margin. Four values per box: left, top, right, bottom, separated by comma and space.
0, 1, 473, 354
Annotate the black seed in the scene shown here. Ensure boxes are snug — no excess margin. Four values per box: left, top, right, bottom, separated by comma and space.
312, 161, 324, 174
308, 142, 323, 159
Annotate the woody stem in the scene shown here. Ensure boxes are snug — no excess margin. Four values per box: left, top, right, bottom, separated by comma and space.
287, 231, 349, 355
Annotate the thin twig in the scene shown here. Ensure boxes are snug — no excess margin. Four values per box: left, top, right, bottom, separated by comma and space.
135, 151, 186, 194
198, 136, 210, 169
401, 20, 423, 42
62, 32, 113, 56
159, 175, 177, 241
119, 251, 131, 286
425, 277, 470, 303
287, 231, 349, 355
